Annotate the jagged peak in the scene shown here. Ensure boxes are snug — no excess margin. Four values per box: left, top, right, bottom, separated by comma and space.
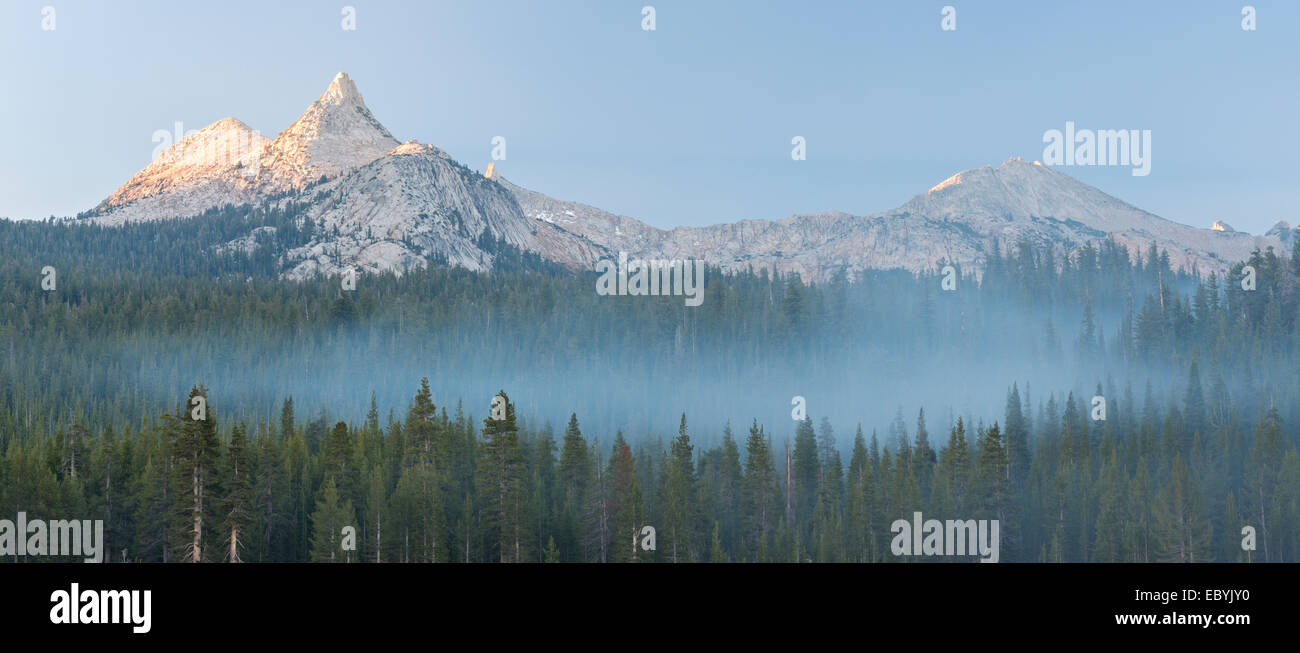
320, 71, 365, 106
254, 72, 398, 191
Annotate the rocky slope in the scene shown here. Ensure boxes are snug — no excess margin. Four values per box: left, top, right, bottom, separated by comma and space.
277, 142, 606, 279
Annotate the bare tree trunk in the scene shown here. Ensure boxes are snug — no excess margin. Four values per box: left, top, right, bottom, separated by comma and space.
191, 466, 203, 562
228, 527, 240, 563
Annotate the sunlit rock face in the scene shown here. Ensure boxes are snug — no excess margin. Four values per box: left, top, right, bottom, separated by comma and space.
91, 72, 397, 225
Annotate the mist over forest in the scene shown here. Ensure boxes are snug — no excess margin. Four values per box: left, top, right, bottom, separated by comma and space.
1, 207, 1292, 450
2, 206, 1299, 563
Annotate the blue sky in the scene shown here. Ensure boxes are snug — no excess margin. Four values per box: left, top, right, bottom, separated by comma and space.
1, 0, 1296, 234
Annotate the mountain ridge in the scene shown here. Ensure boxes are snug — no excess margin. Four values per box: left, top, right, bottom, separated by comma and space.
84, 73, 1297, 281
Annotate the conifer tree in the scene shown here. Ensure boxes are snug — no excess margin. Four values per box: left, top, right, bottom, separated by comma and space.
365, 466, 386, 562
131, 445, 170, 562
608, 431, 644, 563
557, 412, 592, 561
913, 409, 936, 503
935, 418, 971, 516
976, 423, 1012, 544
405, 378, 437, 470
169, 386, 220, 563
1153, 454, 1213, 562
710, 521, 727, 562
478, 390, 528, 562
325, 421, 356, 501
791, 416, 819, 536
1092, 450, 1127, 563
741, 420, 779, 558
662, 413, 697, 562
280, 397, 295, 441
529, 427, 558, 559
716, 424, 743, 555
253, 429, 285, 562
309, 476, 356, 562
219, 423, 254, 562
845, 426, 875, 562
1004, 385, 1031, 487
1246, 410, 1283, 562
365, 393, 381, 439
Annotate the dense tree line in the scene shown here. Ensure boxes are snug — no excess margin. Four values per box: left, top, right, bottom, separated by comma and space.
2, 369, 1297, 563
1, 209, 1299, 561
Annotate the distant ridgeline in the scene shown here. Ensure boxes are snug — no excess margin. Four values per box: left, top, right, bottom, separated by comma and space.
0, 210, 1298, 562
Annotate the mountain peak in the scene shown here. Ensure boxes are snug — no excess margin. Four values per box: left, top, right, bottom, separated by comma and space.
207, 117, 256, 133
321, 72, 364, 105
927, 157, 1051, 194
908, 157, 1156, 234
89, 72, 400, 222
1265, 220, 1297, 245
256, 72, 399, 191
91, 114, 272, 221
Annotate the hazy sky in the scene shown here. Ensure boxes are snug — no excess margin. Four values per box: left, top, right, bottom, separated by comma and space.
2, 0, 1296, 234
